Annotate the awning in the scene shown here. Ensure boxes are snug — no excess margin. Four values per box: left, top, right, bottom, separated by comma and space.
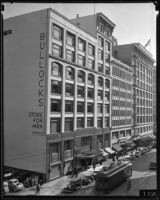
112, 143, 123, 152
98, 149, 109, 157
105, 147, 115, 154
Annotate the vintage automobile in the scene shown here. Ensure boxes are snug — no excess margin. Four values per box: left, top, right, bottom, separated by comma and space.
82, 173, 94, 186
62, 178, 82, 193
8, 178, 24, 192
149, 161, 156, 170
3, 181, 9, 194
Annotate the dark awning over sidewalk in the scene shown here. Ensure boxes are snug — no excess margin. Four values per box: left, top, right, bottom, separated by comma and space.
112, 143, 123, 152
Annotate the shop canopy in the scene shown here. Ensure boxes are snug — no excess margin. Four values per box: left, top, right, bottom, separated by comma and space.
105, 147, 115, 154
98, 149, 109, 157
112, 144, 123, 152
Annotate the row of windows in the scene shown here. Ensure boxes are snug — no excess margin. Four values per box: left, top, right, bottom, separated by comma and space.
136, 72, 152, 84
52, 24, 95, 54
112, 119, 132, 127
52, 43, 111, 74
132, 55, 153, 71
137, 107, 153, 115
136, 99, 152, 107
98, 22, 112, 38
98, 36, 110, 52
51, 62, 110, 86
52, 24, 111, 75
135, 80, 152, 91
136, 116, 153, 124
136, 125, 153, 134
50, 117, 110, 133
112, 129, 132, 140
51, 80, 110, 100
51, 99, 110, 114
112, 110, 132, 117
112, 90, 132, 99
112, 100, 132, 107
112, 79, 132, 90
136, 89, 153, 99
112, 66, 132, 81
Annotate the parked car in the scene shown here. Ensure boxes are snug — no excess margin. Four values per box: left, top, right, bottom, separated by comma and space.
135, 151, 141, 157
3, 181, 9, 194
8, 178, 23, 192
149, 161, 156, 170
62, 178, 82, 193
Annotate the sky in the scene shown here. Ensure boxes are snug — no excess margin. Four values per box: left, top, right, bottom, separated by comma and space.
2, 2, 157, 60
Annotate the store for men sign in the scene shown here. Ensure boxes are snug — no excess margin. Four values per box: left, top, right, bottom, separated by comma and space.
29, 32, 46, 133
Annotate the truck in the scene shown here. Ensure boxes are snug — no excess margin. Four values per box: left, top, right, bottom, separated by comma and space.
95, 161, 132, 192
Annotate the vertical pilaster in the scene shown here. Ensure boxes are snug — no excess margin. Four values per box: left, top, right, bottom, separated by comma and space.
63, 29, 66, 59
74, 69, 78, 131
61, 66, 65, 133
84, 72, 88, 128
94, 75, 97, 127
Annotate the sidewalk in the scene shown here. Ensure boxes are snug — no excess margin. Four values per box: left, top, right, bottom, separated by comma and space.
6, 159, 114, 196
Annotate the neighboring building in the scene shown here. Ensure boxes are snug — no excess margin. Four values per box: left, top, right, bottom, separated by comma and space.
113, 43, 155, 139
4, 9, 115, 181
111, 58, 133, 148
152, 64, 156, 136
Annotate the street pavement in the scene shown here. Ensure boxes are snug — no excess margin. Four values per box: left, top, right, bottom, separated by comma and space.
4, 148, 156, 196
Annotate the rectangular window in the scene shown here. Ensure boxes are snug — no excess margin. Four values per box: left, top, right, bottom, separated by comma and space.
66, 32, 75, 46
98, 50, 103, 60
51, 80, 61, 94
88, 44, 94, 56
51, 99, 61, 112
97, 117, 103, 128
77, 117, 84, 128
78, 38, 85, 51
65, 118, 73, 132
105, 104, 109, 113
98, 90, 103, 100
105, 41, 110, 51
50, 118, 61, 133
52, 24, 62, 40
87, 117, 93, 127
105, 117, 109, 127
99, 23, 105, 34
52, 43, 62, 57
87, 103, 93, 113
88, 59, 94, 70
65, 101, 73, 112
105, 91, 109, 101
97, 103, 103, 113
88, 88, 94, 98
65, 83, 74, 96
64, 140, 72, 151
105, 53, 110, 63
77, 86, 84, 97
98, 36, 103, 47
78, 55, 85, 66
77, 102, 84, 113
66, 49, 75, 62
105, 67, 110, 75
98, 63, 103, 73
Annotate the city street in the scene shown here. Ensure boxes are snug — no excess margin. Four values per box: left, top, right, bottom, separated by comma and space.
70, 148, 157, 196
5, 148, 156, 196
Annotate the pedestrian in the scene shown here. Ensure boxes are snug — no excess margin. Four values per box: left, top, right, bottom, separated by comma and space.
116, 153, 119, 161
92, 160, 96, 171
112, 154, 115, 162
126, 177, 131, 189
35, 183, 40, 195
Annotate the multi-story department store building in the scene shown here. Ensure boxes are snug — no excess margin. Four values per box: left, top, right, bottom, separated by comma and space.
111, 58, 133, 149
4, 8, 115, 181
112, 44, 155, 138
3, 8, 155, 182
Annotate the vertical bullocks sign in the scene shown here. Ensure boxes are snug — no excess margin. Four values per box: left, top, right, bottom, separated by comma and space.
28, 11, 48, 134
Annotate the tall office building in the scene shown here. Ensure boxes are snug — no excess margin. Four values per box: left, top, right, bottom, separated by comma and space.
112, 43, 155, 139
111, 58, 133, 150
4, 8, 115, 181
